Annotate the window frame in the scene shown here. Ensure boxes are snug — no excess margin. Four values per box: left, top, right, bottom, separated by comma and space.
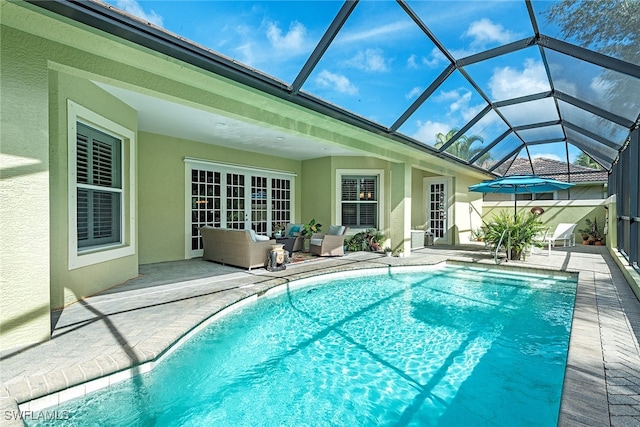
68, 100, 136, 270
336, 169, 384, 231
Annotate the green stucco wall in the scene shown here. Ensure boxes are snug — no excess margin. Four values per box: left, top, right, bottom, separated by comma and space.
300, 157, 332, 229
49, 71, 139, 310
138, 132, 302, 264
1, 21, 52, 350
482, 200, 608, 245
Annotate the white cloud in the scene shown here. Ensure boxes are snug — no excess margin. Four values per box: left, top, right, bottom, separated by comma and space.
315, 70, 358, 95
116, 0, 163, 27
412, 120, 452, 144
422, 47, 447, 68
266, 21, 307, 53
408, 48, 446, 69
407, 54, 418, 69
488, 58, 550, 100
464, 18, 519, 47
345, 49, 390, 72
432, 88, 484, 121
340, 21, 413, 44
405, 86, 422, 100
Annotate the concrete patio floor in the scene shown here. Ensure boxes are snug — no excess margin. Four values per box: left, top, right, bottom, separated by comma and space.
1, 244, 639, 426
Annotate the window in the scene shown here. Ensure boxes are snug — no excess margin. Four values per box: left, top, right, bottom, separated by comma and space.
68, 100, 135, 270
515, 192, 554, 201
76, 123, 122, 248
341, 175, 378, 228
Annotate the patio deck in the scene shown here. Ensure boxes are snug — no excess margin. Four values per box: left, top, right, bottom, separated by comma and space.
1, 245, 639, 426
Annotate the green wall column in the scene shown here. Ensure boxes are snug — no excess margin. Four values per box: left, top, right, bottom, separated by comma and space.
390, 162, 412, 254
301, 158, 332, 228
0, 24, 51, 350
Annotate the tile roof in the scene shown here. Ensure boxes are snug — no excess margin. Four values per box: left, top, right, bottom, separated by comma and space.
505, 158, 608, 183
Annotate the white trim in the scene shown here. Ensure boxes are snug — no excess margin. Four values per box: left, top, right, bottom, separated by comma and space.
423, 177, 453, 244
335, 169, 385, 231
183, 157, 297, 177
184, 159, 296, 259
67, 100, 136, 270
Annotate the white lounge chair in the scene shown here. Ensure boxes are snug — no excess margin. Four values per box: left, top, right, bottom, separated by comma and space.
545, 223, 577, 255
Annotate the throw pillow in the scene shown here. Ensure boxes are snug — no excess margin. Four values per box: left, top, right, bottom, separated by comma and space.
328, 225, 345, 236
289, 225, 300, 236
255, 234, 270, 241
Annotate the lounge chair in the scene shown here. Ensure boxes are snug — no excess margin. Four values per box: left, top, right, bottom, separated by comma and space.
545, 223, 577, 255
309, 225, 349, 256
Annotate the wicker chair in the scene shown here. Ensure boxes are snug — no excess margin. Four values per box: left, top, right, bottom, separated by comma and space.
309, 226, 349, 256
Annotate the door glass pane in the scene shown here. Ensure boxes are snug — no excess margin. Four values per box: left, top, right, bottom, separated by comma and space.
226, 173, 245, 229
251, 176, 268, 235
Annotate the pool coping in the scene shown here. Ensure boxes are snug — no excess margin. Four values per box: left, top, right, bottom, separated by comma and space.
15, 261, 587, 417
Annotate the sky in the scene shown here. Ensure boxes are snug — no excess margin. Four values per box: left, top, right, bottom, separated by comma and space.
102, 0, 618, 168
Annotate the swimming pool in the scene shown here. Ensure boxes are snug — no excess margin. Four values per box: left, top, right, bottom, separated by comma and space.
29, 264, 577, 426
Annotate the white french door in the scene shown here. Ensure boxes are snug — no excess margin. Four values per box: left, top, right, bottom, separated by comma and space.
185, 159, 294, 258
425, 178, 450, 244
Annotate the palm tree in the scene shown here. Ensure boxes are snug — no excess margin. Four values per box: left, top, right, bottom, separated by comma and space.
573, 152, 601, 169
434, 129, 488, 163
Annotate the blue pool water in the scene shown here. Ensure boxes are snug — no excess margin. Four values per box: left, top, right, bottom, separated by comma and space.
30, 265, 577, 426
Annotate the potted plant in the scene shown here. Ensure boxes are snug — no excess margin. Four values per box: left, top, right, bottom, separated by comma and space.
584, 217, 604, 245
578, 225, 591, 245
345, 229, 385, 252
470, 227, 485, 242
301, 218, 322, 237
273, 223, 286, 238
482, 211, 546, 261
383, 246, 392, 257
394, 247, 404, 257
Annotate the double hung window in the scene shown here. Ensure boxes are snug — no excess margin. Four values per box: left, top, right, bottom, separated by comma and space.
76, 122, 122, 249
341, 175, 378, 228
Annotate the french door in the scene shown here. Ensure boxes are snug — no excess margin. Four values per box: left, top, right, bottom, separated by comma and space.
425, 178, 449, 243
186, 160, 293, 258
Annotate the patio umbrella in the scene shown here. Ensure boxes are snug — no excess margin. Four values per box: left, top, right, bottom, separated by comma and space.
468, 175, 575, 217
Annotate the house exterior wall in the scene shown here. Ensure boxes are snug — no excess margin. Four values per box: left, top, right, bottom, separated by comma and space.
49, 70, 139, 310
1, 21, 52, 350
1, 0, 487, 352
138, 132, 302, 264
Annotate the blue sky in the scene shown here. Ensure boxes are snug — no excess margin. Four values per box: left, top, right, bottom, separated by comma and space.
104, 0, 598, 166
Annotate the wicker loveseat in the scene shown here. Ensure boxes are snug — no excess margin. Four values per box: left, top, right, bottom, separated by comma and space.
200, 226, 275, 270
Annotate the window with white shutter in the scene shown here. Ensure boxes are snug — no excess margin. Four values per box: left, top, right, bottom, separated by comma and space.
340, 175, 378, 228
76, 122, 122, 248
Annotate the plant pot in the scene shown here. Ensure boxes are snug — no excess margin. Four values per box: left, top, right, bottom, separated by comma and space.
582, 240, 590, 245
385, 252, 392, 257
594, 240, 603, 246
510, 248, 523, 260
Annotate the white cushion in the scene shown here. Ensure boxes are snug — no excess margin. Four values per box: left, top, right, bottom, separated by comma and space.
310, 238, 323, 246
249, 229, 270, 242
328, 225, 345, 236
